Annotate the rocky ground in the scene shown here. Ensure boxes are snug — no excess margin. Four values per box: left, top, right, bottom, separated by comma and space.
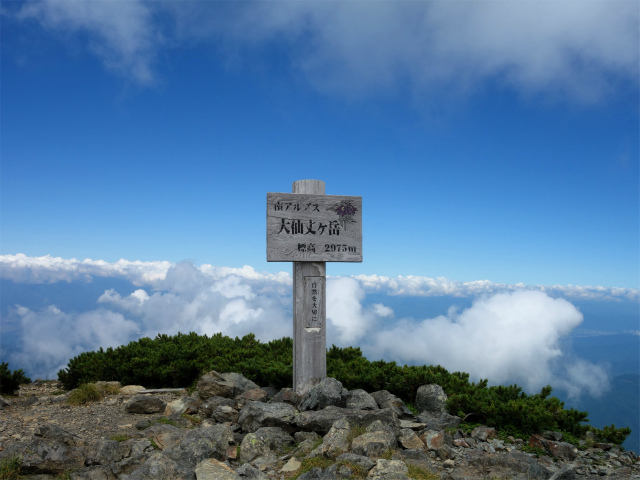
1, 374, 639, 480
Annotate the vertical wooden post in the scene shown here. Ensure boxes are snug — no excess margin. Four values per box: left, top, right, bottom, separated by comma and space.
292, 179, 327, 393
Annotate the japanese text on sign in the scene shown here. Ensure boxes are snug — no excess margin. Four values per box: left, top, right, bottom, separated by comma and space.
267, 192, 362, 262
304, 276, 324, 328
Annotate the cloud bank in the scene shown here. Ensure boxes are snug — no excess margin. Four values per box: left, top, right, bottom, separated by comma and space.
1, 254, 626, 399
2, 254, 635, 301
10, 0, 638, 102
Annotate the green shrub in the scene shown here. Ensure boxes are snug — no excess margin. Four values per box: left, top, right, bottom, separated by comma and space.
521, 445, 547, 456
56, 331, 632, 446
68, 383, 103, 405
0, 456, 22, 480
57, 332, 293, 391
0, 362, 31, 395
591, 424, 631, 445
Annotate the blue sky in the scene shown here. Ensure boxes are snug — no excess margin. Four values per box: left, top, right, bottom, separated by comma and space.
0, 0, 639, 425
1, 0, 638, 288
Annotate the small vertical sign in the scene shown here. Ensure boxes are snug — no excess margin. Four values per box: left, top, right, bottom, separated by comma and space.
304, 276, 325, 328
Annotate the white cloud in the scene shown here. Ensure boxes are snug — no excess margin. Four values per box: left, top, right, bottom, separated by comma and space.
559, 359, 610, 399
0, 253, 172, 286
9, 304, 139, 379
4, 253, 635, 302
10, 1, 638, 101
326, 277, 382, 345
1, 255, 626, 397
14, 0, 159, 84
7, 260, 292, 379
359, 290, 609, 397
96, 261, 291, 342
353, 273, 639, 302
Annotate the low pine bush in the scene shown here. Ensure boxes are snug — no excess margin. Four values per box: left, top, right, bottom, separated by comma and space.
0, 362, 31, 395
56, 331, 632, 446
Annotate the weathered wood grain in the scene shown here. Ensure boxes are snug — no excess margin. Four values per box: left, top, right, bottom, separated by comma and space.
292, 180, 327, 394
294, 261, 326, 393
266, 192, 362, 262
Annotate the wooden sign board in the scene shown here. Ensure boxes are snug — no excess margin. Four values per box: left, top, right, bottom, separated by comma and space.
267, 192, 362, 262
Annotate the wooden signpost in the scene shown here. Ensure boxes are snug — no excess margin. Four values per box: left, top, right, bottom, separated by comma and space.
267, 180, 362, 393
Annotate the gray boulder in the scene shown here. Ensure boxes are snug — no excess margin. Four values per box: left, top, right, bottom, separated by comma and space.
165, 424, 235, 468
214, 405, 240, 423
397, 428, 424, 450
195, 458, 241, 480
125, 395, 166, 414
238, 401, 297, 433
298, 377, 347, 411
126, 451, 194, 480
472, 425, 497, 441
367, 459, 410, 479
270, 388, 300, 406
311, 418, 352, 458
70, 465, 117, 480
235, 388, 268, 409
197, 371, 259, 400
199, 395, 235, 417
467, 451, 552, 480
336, 452, 376, 471
84, 439, 130, 466
121, 438, 155, 457
294, 406, 401, 435
139, 423, 186, 450
239, 427, 294, 464
165, 395, 202, 415
297, 467, 335, 479
351, 422, 397, 458
370, 390, 414, 419
4, 437, 85, 475
414, 384, 448, 414
346, 389, 379, 410
419, 430, 453, 450
34, 424, 85, 447
107, 451, 152, 477
416, 411, 461, 431
236, 463, 270, 479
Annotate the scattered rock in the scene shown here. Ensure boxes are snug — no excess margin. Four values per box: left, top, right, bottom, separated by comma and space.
415, 384, 448, 415
195, 458, 240, 480
164, 395, 201, 416
270, 387, 300, 406
398, 428, 424, 450
281, 457, 302, 472
1, 375, 637, 480
120, 385, 145, 395
312, 418, 351, 458
367, 458, 409, 479
370, 390, 414, 419
346, 389, 379, 410
238, 401, 297, 433
294, 406, 401, 434
199, 395, 235, 417
239, 427, 294, 464
298, 377, 348, 411
416, 411, 461, 430
125, 395, 166, 414
196, 371, 259, 400
471, 425, 497, 442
